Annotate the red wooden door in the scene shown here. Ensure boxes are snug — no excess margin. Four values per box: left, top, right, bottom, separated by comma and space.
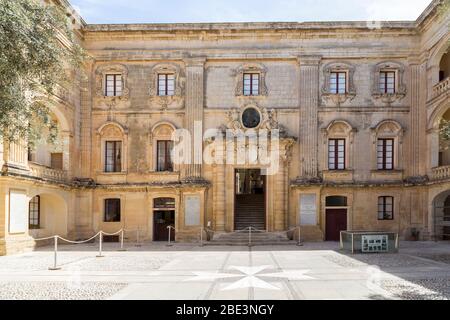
325, 209, 347, 241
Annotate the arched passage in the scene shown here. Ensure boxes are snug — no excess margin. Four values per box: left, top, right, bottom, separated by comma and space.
28, 192, 68, 239
432, 190, 450, 240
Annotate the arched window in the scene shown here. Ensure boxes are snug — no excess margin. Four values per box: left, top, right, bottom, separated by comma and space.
370, 120, 404, 171
439, 52, 449, 82
96, 122, 128, 173
321, 120, 357, 171
151, 123, 176, 172
28, 196, 40, 229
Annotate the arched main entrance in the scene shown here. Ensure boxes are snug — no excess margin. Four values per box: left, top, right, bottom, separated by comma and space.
432, 190, 450, 240
325, 196, 348, 241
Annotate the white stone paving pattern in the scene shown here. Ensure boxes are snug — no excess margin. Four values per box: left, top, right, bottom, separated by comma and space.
0, 241, 449, 300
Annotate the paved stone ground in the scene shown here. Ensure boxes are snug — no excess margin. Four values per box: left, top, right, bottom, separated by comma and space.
0, 241, 449, 300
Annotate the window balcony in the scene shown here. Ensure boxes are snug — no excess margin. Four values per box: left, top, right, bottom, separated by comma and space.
28, 162, 68, 183
432, 77, 450, 100
431, 165, 450, 181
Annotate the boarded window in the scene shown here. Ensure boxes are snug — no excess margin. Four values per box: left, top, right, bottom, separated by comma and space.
51, 153, 63, 170
104, 199, 121, 222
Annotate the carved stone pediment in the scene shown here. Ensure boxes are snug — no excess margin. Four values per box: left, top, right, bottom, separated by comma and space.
149, 63, 185, 110
321, 62, 356, 106
95, 64, 130, 102
371, 61, 407, 104
232, 63, 268, 97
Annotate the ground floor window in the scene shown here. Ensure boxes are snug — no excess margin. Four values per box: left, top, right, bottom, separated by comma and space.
378, 196, 394, 220
104, 198, 121, 222
28, 195, 40, 229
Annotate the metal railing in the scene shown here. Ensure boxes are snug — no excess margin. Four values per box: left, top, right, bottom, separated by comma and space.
166, 225, 175, 246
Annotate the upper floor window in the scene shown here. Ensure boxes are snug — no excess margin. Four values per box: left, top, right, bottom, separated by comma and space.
243, 73, 260, 96
378, 196, 394, 220
379, 71, 396, 94
157, 140, 174, 172
105, 74, 123, 97
158, 74, 175, 96
28, 195, 40, 229
377, 138, 394, 170
104, 198, 121, 222
328, 138, 345, 170
105, 141, 122, 173
329, 72, 347, 94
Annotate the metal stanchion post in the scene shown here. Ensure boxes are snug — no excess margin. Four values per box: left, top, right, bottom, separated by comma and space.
167, 226, 173, 246
200, 227, 204, 247
97, 231, 104, 257
297, 226, 303, 246
48, 235, 61, 270
248, 227, 252, 247
118, 229, 126, 251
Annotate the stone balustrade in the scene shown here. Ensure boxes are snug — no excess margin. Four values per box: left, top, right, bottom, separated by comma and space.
28, 162, 68, 183
432, 165, 450, 180
432, 77, 450, 99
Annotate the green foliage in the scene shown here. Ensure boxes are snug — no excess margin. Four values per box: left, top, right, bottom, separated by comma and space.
0, 0, 83, 145
439, 119, 450, 151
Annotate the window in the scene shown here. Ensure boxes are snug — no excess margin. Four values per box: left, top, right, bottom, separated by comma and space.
377, 138, 394, 170
105, 74, 122, 97
241, 107, 261, 128
243, 73, 260, 96
325, 196, 347, 207
328, 139, 345, 170
158, 74, 175, 96
50, 153, 63, 170
29, 196, 40, 229
105, 141, 122, 173
104, 199, 121, 222
378, 196, 394, 220
157, 140, 174, 172
329, 72, 347, 94
154, 197, 176, 209
379, 71, 396, 94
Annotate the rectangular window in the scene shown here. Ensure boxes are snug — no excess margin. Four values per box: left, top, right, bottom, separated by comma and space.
105, 74, 122, 97
243, 73, 260, 96
157, 140, 174, 172
378, 196, 394, 220
328, 139, 345, 170
50, 153, 63, 170
105, 141, 122, 173
104, 199, 121, 222
28, 196, 40, 229
329, 72, 347, 94
377, 138, 394, 170
158, 74, 175, 96
379, 71, 396, 94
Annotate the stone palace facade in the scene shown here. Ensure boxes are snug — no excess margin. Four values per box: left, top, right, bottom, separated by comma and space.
1, 0, 449, 254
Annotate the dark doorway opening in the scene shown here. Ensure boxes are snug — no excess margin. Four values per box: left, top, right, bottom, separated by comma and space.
153, 197, 175, 241
234, 169, 266, 230
325, 196, 348, 241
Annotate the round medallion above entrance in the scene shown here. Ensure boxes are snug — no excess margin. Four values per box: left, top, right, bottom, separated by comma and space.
241, 107, 261, 129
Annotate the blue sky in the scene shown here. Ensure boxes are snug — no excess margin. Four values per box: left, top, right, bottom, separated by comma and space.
70, 0, 433, 24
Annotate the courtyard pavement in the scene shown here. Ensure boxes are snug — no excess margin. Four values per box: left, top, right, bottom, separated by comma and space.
0, 241, 449, 300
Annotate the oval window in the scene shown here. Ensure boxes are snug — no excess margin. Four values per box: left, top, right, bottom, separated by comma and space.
241, 108, 261, 129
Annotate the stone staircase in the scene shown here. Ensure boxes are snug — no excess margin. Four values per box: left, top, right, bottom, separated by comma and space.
234, 194, 265, 230
208, 230, 297, 246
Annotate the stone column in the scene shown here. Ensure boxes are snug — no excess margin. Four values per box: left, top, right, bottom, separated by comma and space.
80, 61, 94, 178
212, 163, 226, 231
298, 56, 321, 179
408, 56, 427, 178
183, 57, 206, 181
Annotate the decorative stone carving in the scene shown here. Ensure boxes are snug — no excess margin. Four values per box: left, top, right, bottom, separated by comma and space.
321, 62, 356, 106
232, 63, 268, 97
370, 120, 405, 144
371, 61, 407, 104
95, 64, 130, 101
149, 63, 185, 110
